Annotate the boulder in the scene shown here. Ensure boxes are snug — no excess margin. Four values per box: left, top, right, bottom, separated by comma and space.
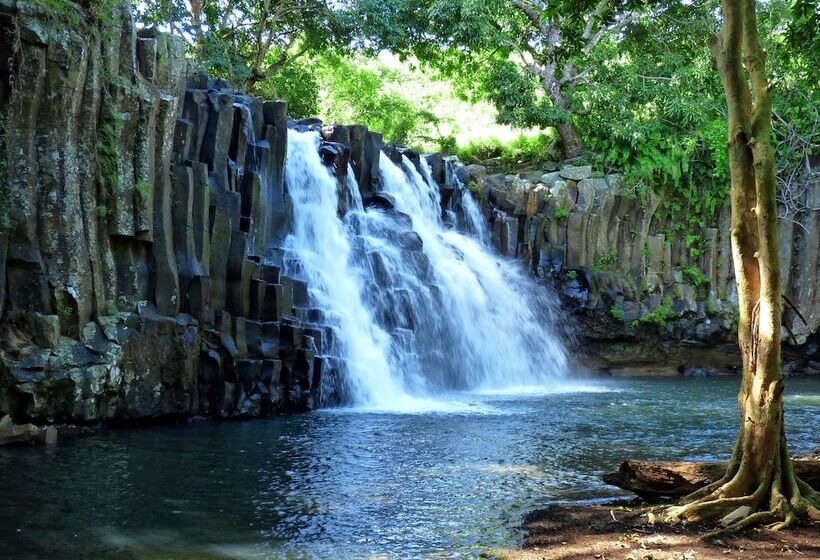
540, 171, 563, 186
559, 165, 593, 182
455, 164, 487, 186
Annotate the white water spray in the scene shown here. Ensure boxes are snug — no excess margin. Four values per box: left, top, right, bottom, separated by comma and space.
284, 130, 568, 410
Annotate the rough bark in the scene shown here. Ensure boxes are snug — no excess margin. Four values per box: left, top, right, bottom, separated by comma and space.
664, 0, 819, 533
550, 91, 585, 159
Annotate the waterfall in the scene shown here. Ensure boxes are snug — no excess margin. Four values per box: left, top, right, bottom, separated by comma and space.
283, 131, 401, 408
284, 130, 568, 410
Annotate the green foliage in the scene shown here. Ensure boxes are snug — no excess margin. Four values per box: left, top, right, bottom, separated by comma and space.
682, 265, 708, 288
631, 297, 676, 328
134, 0, 349, 94
103, 300, 120, 316
566, 269, 577, 280
553, 204, 568, 220
477, 60, 560, 130
32, 0, 119, 27
592, 250, 617, 273
31, 0, 85, 27
580, 2, 732, 232
610, 305, 626, 322
437, 135, 458, 154
455, 133, 554, 171
316, 55, 439, 145
256, 59, 320, 119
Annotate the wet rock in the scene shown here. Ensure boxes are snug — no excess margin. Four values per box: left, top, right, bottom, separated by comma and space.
364, 192, 396, 210
425, 153, 445, 184
319, 141, 350, 177
455, 164, 487, 186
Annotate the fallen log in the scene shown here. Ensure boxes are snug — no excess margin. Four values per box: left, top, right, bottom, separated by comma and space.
604, 457, 820, 500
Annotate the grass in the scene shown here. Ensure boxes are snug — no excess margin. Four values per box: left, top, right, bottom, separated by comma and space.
455, 133, 555, 172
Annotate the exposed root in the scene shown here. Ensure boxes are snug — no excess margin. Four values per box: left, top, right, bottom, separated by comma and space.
665, 479, 766, 524
678, 477, 731, 505
677, 435, 743, 506
665, 451, 817, 534
704, 510, 774, 539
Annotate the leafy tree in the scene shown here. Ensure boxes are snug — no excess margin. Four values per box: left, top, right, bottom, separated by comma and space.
316, 55, 440, 145
255, 58, 320, 119
133, 0, 347, 92
351, 0, 651, 158
665, 0, 818, 533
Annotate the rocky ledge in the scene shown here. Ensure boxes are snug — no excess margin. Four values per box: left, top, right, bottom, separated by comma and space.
460, 162, 819, 376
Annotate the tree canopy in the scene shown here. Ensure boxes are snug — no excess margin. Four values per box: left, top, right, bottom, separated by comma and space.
131, 0, 817, 222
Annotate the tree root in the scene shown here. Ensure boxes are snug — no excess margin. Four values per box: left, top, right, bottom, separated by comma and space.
665, 479, 767, 524
704, 510, 774, 539
665, 464, 817, 535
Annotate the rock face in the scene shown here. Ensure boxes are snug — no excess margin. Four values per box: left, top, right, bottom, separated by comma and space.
0, 2, 383, 423
462, 163, 819, 375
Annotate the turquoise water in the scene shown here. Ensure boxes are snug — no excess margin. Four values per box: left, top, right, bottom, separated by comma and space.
1, 377, 818, 559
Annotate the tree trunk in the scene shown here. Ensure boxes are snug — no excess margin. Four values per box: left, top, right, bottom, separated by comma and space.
554, 120, 585, 160
664, 0, 819, 533
549, 90, 585, 159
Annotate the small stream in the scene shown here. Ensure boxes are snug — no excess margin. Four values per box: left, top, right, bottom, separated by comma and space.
1, 376, 818, 559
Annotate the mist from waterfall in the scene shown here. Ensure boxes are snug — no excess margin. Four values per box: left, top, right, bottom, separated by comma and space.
283, 130, 568, 411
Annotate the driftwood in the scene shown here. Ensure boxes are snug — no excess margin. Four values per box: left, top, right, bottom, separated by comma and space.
604, 457, 820, 500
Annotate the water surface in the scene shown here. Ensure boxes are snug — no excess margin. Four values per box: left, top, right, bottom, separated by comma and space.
1, 377, 818, 559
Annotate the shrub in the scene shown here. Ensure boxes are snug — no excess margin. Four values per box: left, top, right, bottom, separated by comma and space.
592, 250, 617, 272
631, 297, 677, 328
682, 265, 708, 287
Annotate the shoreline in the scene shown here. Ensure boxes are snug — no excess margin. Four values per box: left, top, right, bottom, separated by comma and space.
490, 501, 820, 560
2, 373, 819, 447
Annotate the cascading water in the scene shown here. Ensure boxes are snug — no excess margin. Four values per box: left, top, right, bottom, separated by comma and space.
282, 131, 401, 408
283, 129, 568, 410
378, 154, 568, 389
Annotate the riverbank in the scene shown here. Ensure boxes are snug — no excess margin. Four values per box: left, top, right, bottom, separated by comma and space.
491, 501, 819, 560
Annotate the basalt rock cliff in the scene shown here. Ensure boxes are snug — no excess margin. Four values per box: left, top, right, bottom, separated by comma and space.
1, 1, 817, 428
460, 163, 818, 376
0, 1, 389, 423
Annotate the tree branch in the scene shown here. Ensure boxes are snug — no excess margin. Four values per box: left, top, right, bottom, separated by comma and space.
584, 10, 639, 54
512, 0, 549, 36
